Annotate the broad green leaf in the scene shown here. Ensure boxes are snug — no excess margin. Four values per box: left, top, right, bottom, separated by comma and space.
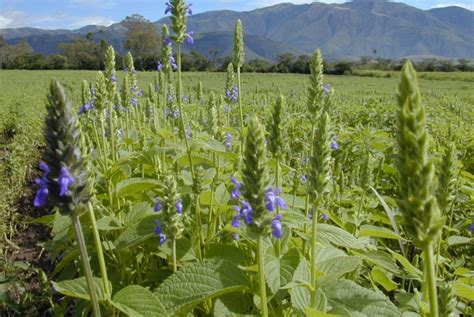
446, 235, 473, 247
322, 279, 402, 316
114, 178, 161, 198
451, 282, 474, 300
214, 293, 256, 316
354, 250, 401, 275
318, 256, 362, 278
305, 307, 343, 317
360, 225, 403, 240
114, 214, 156, 251
52, 277, 111, 301
318, 224, 367, 250
289, 258, 311, 314
153, 259, 250, 314
112, 285, 166, 316
215, 183, 230, 205
371, 266, 398, 291
96, 215, 123, 231
178, 154, 212, 168
205, 243, 250, 264
265, 248, 300, 295
389, 250, 422, 279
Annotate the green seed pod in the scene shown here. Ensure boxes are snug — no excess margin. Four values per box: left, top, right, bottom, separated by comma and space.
44, 80, 90, 214
192, 166, 205, 195
241, 115, 269, 234
207, 92, 218, 138
161, 24, 173, 83
233, 20, 244, 69
160, 174, 184, 239
94, 71, 107, 112
169, 0, 188, 44
307, 49, 325, 119
81, 80, 92, 106
104, 46, 116, 101
225, 62, 235, 103
396, 61, 444, 247
309, 111, 331, 204
268, 94, 284, 158
196, 81, 203, 104
126, 52, 137, 90
436, 141, 457, 213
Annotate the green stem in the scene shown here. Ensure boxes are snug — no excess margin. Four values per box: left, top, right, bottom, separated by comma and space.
257, 235, 268, 317
71, 215, 101, 317
237, 67, 244, 152
87, 203, 110, 297
275, 156, 281, 257
309, 200, 319, 308
176, 43, 195, 180
195, 195, 203, 261
107, 102, 116, 162
172, 238, 177, 273
423, 243, 439, 317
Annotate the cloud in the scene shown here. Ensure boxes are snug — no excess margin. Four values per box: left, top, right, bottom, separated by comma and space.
0, 10, 27, 28
69, 0, 117, 9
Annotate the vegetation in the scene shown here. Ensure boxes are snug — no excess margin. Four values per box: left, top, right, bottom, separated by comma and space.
0, 3, 473, 315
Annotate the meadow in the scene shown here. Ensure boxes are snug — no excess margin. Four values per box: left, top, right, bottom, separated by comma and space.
1, 34, 473, 317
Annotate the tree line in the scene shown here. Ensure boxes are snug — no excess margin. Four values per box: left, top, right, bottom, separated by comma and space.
1, 14, 472, 73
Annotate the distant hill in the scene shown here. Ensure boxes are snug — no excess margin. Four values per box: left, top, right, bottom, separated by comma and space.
1, 0, 473, 61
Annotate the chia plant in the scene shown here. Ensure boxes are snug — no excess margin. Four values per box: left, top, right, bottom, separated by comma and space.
396, 61, 444, 316
233, 19, 245, 150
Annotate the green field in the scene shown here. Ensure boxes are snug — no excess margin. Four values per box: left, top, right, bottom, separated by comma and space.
1, 67, 473, 315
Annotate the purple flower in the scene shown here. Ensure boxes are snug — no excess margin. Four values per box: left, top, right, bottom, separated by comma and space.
111, 75, 117, 83
157, 61, 163, 72
39, 162, 50, 175
176, 199, 183, 214
137, 90, 143, 97
173, 109, 180, 119
271, 214, 283, 238
231, 215, 240, 228
469, 222, 474, 233
224, 132, 232, 150
78, 103, 94, 115
331, 138, 339, 151
154, 220, 167, 245
230, 177, 241, 200
321, 213, 329, 220
167, 94, 173, 104
185, 31, 194, 45
164, 37, 172, 46
130, 97, 138, 107
164, 2, 173, 14
58, 167, 74, 196
231, 177, 241, 188
264, 187, 288, 212
186, 3, 193, 15
225, 89, 231, 99
240, 201, 253, 225
170, 56, 177, 70
154, 197, 162, 212
33, 176, 49, 207
232, 86, 238, 103
300, 174, 307, 183
323, 83, 331, 96
186, 126, 192, 140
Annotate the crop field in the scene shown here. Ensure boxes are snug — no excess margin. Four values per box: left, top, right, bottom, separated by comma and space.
1, 32, 474, 317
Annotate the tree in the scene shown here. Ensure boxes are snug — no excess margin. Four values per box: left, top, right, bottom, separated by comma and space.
123, 14, 160, 69
275, 53, 295, 73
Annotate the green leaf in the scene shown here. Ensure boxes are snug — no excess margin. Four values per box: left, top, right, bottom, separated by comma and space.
446, 235, 473, 247
370, 266, 398, 291
451, 282, 474, 300
214, 293, 256, 316
389, 250, 422, 279
289, 258, 311, 314
114, 178, 161, 198
318, 224, 367, 250
265, 248, 300, 295
96, 215, 123, 231
153, 259, 250, 314
215, 183, 230, 205
318, 255, 362, 278
205, 243, 250, 264
359, 225, 404, 240
112, 285, 166, 316
305, 306, 343, 317
114, 214, 156, 251
322, 279, 402, 316
52, 277, 111, 301
354, 250, 401, 275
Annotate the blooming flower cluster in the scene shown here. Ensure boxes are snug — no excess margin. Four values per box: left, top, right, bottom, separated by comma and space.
229, 177, 286, 239
225, 85, 238, 103
224, 132, 232, 150
34, 162, 75, 207
78, 103, 94, 115
153, 197, 183, 245
164, 2, 194, 44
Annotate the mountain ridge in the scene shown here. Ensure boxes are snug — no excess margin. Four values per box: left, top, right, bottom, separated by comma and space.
1, 1, 473, 61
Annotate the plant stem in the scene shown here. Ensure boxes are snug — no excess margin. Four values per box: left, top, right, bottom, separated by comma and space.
275, 156, 281, 257
87, 202, 110, 297
71, 214, 101, 317
176, 43, 195, 180
257, 235, 268, 317
194, 194, 203, 261
309, 200, 319, 308
423, 243, 439, 317
172, 238, 177, 273
237, 67, 244, 152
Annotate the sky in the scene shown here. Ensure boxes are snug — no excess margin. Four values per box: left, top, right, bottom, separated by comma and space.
0, 0, 472, 30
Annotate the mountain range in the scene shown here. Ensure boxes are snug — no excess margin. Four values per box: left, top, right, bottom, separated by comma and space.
1, 0, 473, 61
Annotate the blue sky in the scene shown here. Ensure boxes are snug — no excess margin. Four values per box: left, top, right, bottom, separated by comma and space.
1, 0, 472, 29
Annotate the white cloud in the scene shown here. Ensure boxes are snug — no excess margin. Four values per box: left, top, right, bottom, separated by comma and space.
0, 10, 27, 28
433, 3, 474, 10
0, 16, 13, 28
